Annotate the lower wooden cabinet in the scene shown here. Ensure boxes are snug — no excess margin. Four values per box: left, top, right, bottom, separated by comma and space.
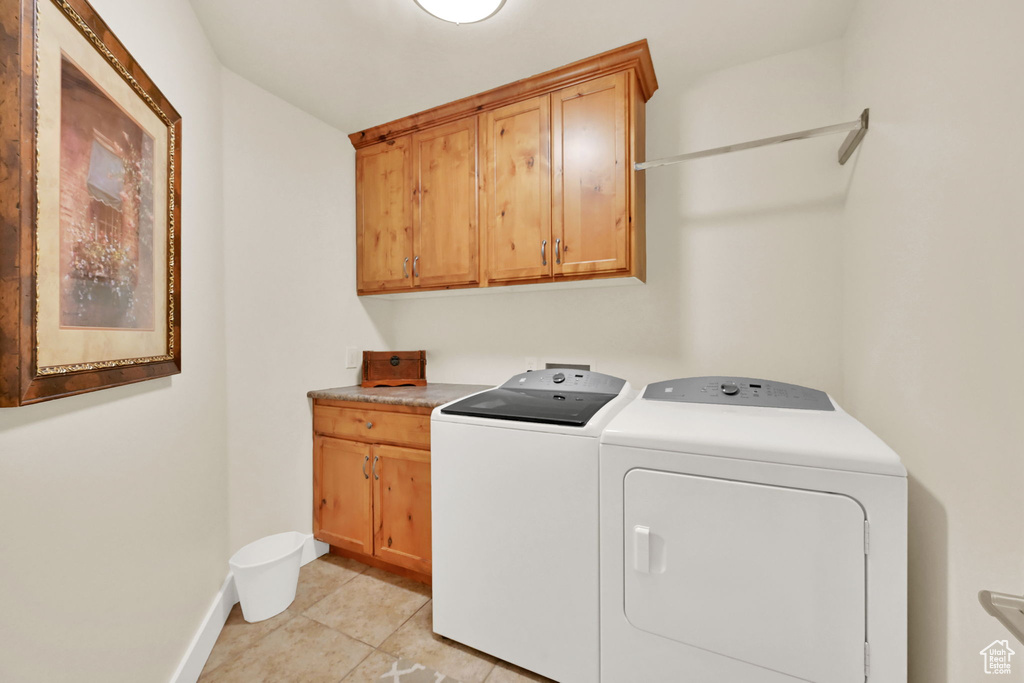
372, 444, 431, 574
313, 400, 432, 581
315, 436, 373, 555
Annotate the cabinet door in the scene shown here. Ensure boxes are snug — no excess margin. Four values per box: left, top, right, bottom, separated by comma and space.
356, 138, 414, 292
551, 72, 630, 276
481, 96, 551, 283
314, 436, 372, 555
372, 444, 431, 574
413, 118, 479, 288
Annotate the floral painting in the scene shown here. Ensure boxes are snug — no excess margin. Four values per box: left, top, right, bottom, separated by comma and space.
0, 0, 181, 405
59, 55, 155, 330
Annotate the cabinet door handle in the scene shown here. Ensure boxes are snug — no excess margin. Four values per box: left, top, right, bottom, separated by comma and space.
403, 257, 410, 278
413, 256, 420, 278
541, 240, 547, 266
372, 455, 379, 480
362, 455, 369, 479
555, 238, 561, 265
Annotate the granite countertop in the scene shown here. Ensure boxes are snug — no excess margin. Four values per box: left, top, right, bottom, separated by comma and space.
307, 383, 492, 409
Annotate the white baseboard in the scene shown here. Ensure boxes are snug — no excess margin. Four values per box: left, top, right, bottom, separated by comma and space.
168, 573, 237, 683
300, 536, 330, 565
169, 533, 328, 683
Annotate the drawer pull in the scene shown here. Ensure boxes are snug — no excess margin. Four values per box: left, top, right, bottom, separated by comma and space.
366, 421, 373, 429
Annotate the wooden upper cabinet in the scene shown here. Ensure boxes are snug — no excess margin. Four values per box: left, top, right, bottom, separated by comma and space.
356, 138, 414, 292
349, 40, 657, 296
412, 118, 479, 288
481, 96, 552, 283
551, 72, 630, 277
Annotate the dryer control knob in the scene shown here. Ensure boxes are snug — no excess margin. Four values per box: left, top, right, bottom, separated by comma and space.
552, 372, 566, 383
721, 382, 740, 395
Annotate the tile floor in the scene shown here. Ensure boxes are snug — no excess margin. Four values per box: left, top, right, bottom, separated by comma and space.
199, 554, 554, 683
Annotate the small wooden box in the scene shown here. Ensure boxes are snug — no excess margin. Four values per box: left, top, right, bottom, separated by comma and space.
362, 350, 427, 388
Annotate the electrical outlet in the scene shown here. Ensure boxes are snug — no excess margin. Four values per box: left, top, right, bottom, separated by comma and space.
346, 347, 360, 369
524, 357, 539, 372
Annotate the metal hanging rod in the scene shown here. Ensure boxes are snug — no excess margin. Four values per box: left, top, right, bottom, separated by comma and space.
636, 108, 870, 171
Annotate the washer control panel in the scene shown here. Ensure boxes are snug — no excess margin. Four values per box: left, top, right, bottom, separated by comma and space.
501, 368, 626, 395
643, 376, 834, 411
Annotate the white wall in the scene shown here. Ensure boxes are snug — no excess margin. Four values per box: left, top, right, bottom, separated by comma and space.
0, 1, 227, 681
842, 1, 1024, 681
378, 41, 849, 394
221, 70, 390, 553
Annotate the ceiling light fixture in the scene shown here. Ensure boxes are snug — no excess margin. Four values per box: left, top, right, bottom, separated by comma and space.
414, 0, 506, 24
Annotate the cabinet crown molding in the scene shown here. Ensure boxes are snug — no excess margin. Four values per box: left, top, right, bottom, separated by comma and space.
348, 39, 658, 150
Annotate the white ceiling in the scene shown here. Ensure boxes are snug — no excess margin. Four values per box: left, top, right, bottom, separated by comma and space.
189, 0, 857, 134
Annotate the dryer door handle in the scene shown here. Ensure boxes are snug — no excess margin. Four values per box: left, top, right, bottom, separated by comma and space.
634, 525, 651, 574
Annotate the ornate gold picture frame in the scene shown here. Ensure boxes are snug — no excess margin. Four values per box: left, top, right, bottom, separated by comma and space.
0, 0, 182, 406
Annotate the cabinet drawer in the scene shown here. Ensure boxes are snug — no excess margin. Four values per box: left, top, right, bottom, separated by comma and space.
314, 404, 430, 449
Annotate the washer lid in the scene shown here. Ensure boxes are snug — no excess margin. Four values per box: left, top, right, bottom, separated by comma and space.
440, 369, 627, 427
602, 389, 906, 477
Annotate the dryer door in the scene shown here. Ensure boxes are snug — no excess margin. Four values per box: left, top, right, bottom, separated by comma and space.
623, 469, 866, 683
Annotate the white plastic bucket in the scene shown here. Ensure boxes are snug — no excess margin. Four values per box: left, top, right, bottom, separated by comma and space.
229, 531, 305, 622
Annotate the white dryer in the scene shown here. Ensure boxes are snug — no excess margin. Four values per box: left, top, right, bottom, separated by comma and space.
599, 377, 907, 683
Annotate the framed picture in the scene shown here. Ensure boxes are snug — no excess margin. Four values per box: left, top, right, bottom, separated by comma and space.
0, 0, 182, 406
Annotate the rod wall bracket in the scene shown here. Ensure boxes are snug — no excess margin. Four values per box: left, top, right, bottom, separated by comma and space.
838, 109, 870, 165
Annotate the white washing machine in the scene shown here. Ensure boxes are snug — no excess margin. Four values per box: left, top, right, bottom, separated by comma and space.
432, 369, 633, 683
600, 377, 907, 683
